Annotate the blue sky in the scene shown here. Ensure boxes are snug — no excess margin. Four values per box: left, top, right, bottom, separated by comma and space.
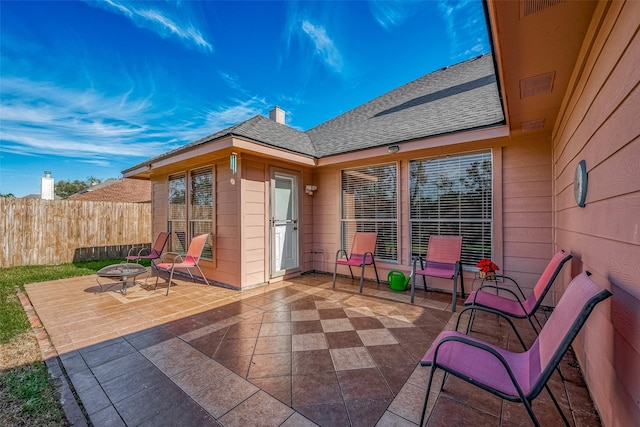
0, 0, 490, 197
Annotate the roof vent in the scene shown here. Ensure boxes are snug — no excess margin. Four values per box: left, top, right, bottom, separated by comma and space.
269, 106, 285, 125
520, 71, 555, 98
521, 119, 545, 132
521, 0, 563, 17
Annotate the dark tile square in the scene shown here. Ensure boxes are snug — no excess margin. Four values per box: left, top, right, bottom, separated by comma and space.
224, 322, 261, 339
367, 344, 415, 367
318, 308, 347, 319
292, 372, 342, 406
291, 320, 323, 335
291, 298, 319, 310
345, 397, 393, 427
350, 316, 385, 330
337, 368, 393, 400
295, 402, 349, 426
292, 349, 334, 375
325, 331, 364, 349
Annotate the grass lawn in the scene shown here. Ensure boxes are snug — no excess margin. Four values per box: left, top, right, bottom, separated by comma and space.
0, 259, 150, 426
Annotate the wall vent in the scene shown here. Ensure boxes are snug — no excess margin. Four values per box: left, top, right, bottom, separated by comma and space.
522, 0, 563, 17
521, 119, 545, 132
520, 71, 555, 98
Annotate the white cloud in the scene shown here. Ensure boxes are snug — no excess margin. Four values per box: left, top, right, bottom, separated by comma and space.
300, 20, 344, 73
437, 0, 488, 59
369, 0, 416, 30
0, 77, 194, 162
89, 0, 213, 52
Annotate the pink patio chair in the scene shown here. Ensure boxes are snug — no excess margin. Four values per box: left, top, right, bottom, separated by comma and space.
410, 235, 464, 311
125, 231, 170, 268
155, 233, 211, 295
419, 271, 611, 427
332, 232, 380, 293
464, 250, 572, 336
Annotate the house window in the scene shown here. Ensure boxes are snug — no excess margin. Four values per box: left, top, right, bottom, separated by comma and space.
167, 167, 214, 259
189, 167, 213, 259
341, 163, 397, 262
168, 174, 187, 253
409, 152, 492, 267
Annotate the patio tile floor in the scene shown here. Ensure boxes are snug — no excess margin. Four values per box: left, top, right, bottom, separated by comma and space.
24, 272, 602, 426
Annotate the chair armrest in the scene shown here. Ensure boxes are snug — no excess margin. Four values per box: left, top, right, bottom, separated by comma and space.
455, 305, 527, 350
335, 249, 348, 261
160, 252, 183, 264
481, 274, 526, 300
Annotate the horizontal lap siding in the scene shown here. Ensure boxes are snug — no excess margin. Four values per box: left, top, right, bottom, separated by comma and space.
552, 2, 640, 425
502, 141, 555, 302
242, 159, 267, 287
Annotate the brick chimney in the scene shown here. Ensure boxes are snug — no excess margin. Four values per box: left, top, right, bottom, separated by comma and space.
41, 171, 54, 200
269, 106, 285, 125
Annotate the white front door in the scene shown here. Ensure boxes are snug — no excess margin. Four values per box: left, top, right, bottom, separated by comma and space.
271, 171, 299, 277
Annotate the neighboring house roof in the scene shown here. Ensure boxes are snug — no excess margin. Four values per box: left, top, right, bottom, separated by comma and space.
67, 178, 151, 203
22, 194, 63, 200
124, 53, 504, 173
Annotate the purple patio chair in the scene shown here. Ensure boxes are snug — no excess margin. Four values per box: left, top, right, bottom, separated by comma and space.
155, 233, 211, 295
333, 232, 380, 293
419, 271, 611, 427
464, 250, 572, 337
410, 235, 464, 311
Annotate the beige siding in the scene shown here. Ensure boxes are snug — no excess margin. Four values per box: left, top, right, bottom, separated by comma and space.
217, 159, 241, 287
242, 158, 267, 287
501, 140, 556, 301
552, 2, 640, 425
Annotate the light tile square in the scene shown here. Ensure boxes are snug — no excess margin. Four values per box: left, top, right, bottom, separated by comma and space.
321, 318, 354, 333
357, 329, 399, 346
330, 347, 376, 371
292, 333, 328, 352
291, 309, 320, 322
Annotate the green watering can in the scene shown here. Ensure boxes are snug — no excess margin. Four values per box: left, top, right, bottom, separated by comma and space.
387, 270, 411, 291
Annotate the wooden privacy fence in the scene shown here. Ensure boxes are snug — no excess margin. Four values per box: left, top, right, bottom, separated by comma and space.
0, 199, 152, 268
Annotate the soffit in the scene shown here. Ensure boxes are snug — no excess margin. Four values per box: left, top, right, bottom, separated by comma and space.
488, 0, 597, 137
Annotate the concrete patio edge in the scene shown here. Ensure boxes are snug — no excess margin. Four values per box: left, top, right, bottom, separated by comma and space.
17, 289, 89, 427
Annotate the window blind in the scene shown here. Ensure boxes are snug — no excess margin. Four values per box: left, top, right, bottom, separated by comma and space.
190, 167, 213, 259
168, 174, 187, 253
409, 152, 492, 266
341, 163, 397, 261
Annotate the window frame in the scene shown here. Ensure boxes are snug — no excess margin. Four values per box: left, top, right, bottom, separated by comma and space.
167, 166, 215, 261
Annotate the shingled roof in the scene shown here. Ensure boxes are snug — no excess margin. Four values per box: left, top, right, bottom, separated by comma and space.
68, 178, 151, 203
125, 53, 503, 172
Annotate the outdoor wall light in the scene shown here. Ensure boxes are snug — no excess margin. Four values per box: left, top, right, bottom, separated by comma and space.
230, 152, 238, 174
387, 145, 400, 154
305, 185, 317, 195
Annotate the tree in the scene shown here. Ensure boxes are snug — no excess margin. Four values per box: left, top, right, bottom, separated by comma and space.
0, 193, 16, 198
54, 176, 102, 199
